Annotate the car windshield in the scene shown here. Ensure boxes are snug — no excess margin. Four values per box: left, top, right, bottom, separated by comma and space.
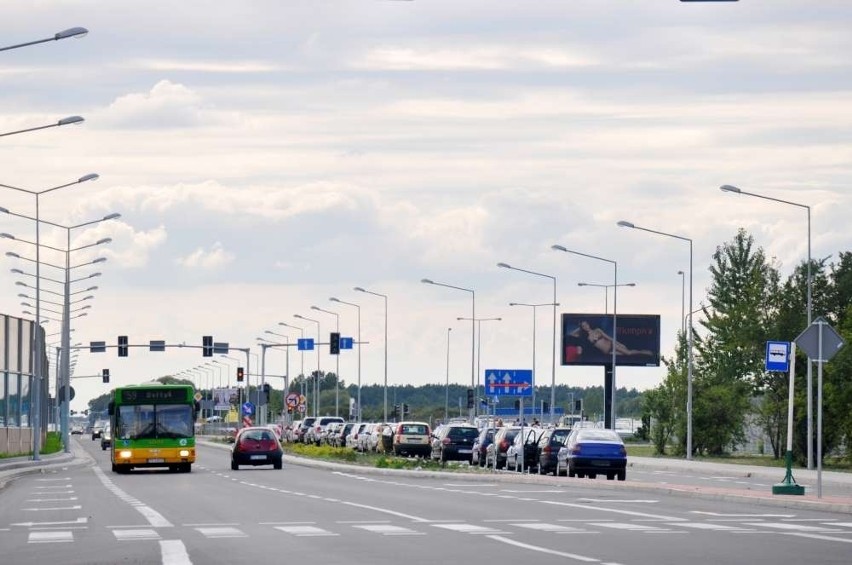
240, 429, 276, 442
448, 427, 478, 439
116, 404, 194, 440
400, 424, 428, 435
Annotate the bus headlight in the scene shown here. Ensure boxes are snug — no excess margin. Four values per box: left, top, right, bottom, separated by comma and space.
179, 450, 190, 457
119, 450, 132, 459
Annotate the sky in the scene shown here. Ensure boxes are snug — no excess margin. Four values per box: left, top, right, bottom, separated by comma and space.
1, 1, 850, 413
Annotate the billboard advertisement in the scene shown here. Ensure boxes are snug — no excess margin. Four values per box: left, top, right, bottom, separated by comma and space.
562, 313, 661, 367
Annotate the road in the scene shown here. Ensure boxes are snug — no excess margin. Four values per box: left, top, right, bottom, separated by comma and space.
0, 437, 850, 565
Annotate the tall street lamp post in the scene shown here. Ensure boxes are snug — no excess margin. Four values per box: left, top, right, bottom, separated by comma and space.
0, 177, 104, 459
551, 246, 619, 430
354, 287, 388, 423
509, 302, 558, 419
0, 26, 88, 52
720, 184, 814, 469
616, 221, 694, 459
279, 322, 305, 399
576, 282, 636, 315
677, 271, 686, 335
311, 305, 341, 417
294, 314, 321, 417
2, 209, 117, 452
421, 279, 475, 421
496, 263, 558, 423
0, 116, 84, 138
456, 317, 501, 417
330, 297, 361, 421
445, 327, 452, 421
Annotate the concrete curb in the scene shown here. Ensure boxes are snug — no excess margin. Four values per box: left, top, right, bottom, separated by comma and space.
0, 451, 81, 491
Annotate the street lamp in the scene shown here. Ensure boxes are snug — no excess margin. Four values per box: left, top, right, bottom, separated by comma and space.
330, 297, 361, 421
354, 287, 389, 423
294, 314, 321, 417
456, 316, 501, 417
421, 279, 475, 421
677, 271, 686, 335
279, 322, 305, 399
576, 282, 636, 315
312, 305, 341, 418
720, 183, 814, 469
1, 116, 85, 139
496, 262, 558, 424
551, 246, 619, 430
617, 220, 694, 459
0, 27, 88, 52
509, 302, 559, 419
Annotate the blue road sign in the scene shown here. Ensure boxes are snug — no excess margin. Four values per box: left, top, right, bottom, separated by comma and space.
242, 402, 255, 417
89, 341, 106, 353
485, 369, 533, 397
765, 341, 791, 372
149, 340, 166, 352
297, 338, 315, 351
213, 341, 229, 354
340, 337, 354, 350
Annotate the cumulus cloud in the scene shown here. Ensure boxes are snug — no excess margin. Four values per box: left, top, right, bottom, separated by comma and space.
176, 242, 235, 269
100, 80, 221, 129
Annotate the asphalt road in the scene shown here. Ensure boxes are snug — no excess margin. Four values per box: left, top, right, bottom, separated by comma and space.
0, 437, 850, 565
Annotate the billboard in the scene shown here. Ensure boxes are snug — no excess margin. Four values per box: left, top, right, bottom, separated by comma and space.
561, 313, 661, 367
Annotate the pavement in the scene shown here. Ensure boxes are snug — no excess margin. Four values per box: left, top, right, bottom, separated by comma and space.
3, 438, 851, 515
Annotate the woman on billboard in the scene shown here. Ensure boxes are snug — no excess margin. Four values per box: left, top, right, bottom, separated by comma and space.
571, 320, 654, 357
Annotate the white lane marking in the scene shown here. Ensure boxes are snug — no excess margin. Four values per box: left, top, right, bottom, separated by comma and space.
275, 525, 338, 537
182, 523, 241, 527
92, 465, 173, 528
787, 533, 852, 544
542, 500, 685, 522
745, 523, 844, 533
512, 522, 586, 533
160, 540, 193, 565
578, 499, 658, 504
340, 501, 432, 523
486, 535, 602, 563
28, 531, 73, 544
590, 523, 669, 532
833, 522, 852, 527
501, 489, 566, 493
114, 529, 161, 541
259, 521, 315, 525
36, 478, 71, 482
11, 517, 88, 527
692, 512, 794, 518
674, 523, 753, 531
353, 524, 425, 536
22, 505, 82, 512
34, 485, 72, 489
432, 523, 506, 535
196, 527, 247, 538
29, 526, 88, 531
25, 497, 78, 502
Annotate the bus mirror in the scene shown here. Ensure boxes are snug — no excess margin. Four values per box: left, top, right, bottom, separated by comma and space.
107, 401, 114, 416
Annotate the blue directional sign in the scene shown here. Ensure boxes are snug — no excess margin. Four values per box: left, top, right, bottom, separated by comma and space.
765, 341, 790, 372
340, 337, 354, 350
89, 341, 106, 353
297, 338, 315, 351
242, 402, 255, 417
485, 369, 533, 397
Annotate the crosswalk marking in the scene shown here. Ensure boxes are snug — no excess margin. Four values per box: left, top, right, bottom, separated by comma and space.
28, 531, 73, 543
114, 529, 161, 541
511, 522, 586, 533
590, 522, 669, 532
743, 523, 844, 533
432, 523, 505, 535
353, 524, 425, 536
196, 527, 248, 538
275, 525, 338, 537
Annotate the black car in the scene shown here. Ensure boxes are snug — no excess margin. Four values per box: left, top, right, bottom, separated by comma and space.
431, 424, 479, 463
536, 427, 573, 475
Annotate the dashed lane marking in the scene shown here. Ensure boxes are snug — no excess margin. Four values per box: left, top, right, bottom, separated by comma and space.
114, 529, 161, 541
274, 525, 338, 537
28, 531, 73, 544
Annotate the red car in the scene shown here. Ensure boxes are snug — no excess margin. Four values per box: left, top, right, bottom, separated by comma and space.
231, 427, 283, 470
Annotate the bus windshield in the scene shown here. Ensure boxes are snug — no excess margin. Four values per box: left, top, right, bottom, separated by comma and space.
116, 404, 194, 440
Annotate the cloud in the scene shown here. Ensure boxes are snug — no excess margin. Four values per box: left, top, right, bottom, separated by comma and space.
128, 59, 282, 73
100, 80, 222, 129
176, 242, 235, 270
356, 44, 598, 71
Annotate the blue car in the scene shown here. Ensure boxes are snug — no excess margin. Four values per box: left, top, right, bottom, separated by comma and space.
557, 428, 626, 481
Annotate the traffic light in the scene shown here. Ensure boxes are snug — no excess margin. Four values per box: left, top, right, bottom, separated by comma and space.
402, 403, 409, 416
236, 367, 245, 383
329, 332, 340, 355
574, 399, 583, 412
262, 383, 272, 394
102, 369, 110, 384
117, 335, 128, 357
466, 388, 474, 409
392, 404, 399, 419
202, 335, 213, 357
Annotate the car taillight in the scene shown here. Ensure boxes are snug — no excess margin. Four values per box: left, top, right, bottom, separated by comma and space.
500, 440, 509, 451
442, 437, 451, 445
542, 446, 552, 455
571, 445, 582, 455
619, 446, 627, 456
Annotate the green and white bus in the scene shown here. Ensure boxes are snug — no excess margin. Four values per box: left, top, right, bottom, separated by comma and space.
108, 382, 199, 473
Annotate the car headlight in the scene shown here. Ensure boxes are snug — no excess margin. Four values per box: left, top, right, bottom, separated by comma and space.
119, 450, 132, 459
179, 450, 190, 457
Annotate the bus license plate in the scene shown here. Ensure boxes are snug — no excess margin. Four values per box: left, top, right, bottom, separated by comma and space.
148, 458, 165, 464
